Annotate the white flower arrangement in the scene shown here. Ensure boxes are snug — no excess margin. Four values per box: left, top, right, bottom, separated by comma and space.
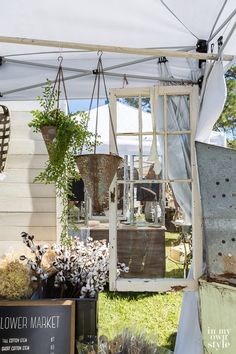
20, 232, 129, 299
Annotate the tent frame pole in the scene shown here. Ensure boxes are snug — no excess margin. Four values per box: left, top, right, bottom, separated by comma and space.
208, 8, 236, 42
208, 0, 228, 41
1, 59, 196, 97
0, 36, 233, 61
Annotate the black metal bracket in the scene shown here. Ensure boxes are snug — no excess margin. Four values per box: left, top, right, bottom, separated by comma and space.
217, 36, 223, 51
110, 188, 115, 203
196, 39, 208, 69
0, 57, 3, 66
197, 75, 204, 89
158, 56, 168, 64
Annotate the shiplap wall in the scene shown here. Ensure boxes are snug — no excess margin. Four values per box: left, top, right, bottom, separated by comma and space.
0, 102, 57, 256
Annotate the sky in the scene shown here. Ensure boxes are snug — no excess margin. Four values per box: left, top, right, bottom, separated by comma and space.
69, 99, 106, 112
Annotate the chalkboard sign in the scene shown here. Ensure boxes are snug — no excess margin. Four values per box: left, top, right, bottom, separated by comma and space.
0, 300, 75, 354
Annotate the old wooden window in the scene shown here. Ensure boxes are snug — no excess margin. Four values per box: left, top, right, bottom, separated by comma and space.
108, 85, 202, 292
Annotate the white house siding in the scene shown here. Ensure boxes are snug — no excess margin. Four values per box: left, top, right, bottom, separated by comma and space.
0, 104, 57, 257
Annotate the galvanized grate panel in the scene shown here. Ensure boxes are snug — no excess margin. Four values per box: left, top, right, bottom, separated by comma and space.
196, 142, 236, 282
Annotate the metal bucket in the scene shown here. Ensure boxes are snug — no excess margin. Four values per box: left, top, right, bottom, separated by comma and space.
40, 125, 57, 156
75, 154, 123, 212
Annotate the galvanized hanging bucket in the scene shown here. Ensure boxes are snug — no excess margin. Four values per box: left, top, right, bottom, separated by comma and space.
40, 125, 57, 156
75, 154, 123, 212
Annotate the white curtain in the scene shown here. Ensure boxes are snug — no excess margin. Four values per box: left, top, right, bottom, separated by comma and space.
195, 61, 227, 142
154, 60, 226, 354
174, 60, 226, 354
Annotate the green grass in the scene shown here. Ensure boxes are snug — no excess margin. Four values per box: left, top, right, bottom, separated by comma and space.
165, 232, 185, 278
97, 232, 185, 352
98, 291, 183, 352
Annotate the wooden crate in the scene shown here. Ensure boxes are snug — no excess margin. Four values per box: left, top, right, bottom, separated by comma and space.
90, 227, 165, 278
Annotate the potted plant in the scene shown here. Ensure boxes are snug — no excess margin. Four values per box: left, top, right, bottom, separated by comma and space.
18, 231, 129, 351
28, 80, 95, 243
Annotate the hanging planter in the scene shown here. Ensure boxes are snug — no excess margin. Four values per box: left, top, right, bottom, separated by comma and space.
76, 53, 122, 212
40, 125, 57, 156
0, 105, 10, 175
75, 153, 122, 212
28, 58, 95, 242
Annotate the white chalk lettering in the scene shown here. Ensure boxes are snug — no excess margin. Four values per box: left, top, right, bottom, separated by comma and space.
9, 339, 19, 344
30, 316, 60, 329
0, 317, 27, 330
22, 346, 30, 351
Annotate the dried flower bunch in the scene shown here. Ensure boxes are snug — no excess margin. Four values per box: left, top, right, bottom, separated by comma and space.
20, 232, 129, 299
0, 259, 32, 300
20, 232, 49, 288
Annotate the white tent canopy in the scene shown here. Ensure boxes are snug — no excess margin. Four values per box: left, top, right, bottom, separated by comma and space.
0, 0, 235, 100
0, 3, 235, 354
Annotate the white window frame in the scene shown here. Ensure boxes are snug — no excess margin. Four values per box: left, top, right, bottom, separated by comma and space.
108, 85, 202, 292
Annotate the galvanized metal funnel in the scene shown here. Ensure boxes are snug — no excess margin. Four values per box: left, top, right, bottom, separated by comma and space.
40, 125, 57, 156
75, 154, 123, 212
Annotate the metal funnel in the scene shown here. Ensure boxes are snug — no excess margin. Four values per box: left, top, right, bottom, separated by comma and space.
75, 153, 123, 212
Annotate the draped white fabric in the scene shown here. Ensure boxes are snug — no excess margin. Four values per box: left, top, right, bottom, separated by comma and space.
174, 60, 227, 354
195, 61, 227, 142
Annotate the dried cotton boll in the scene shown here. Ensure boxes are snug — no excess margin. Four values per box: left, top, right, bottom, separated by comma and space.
0, 260, 33, 300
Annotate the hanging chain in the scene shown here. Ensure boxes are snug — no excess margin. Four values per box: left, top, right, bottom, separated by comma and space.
45, 55, 70, 118
99, 56, 119, 155
81, 52, 119, 155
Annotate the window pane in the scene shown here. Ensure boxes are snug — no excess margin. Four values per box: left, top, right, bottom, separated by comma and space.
156, 95, 164, 131
165, 182, 192, 279
167, 95, 190, 132
167, 134, 191, 180
117, 97, 139, 133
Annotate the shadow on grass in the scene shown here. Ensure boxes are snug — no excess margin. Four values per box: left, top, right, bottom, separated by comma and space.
103, 289, 164, 301
165, 268, 184, 279
163, 331, 177, 352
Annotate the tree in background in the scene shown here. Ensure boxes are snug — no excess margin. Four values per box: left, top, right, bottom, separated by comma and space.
214, 66, 236, 149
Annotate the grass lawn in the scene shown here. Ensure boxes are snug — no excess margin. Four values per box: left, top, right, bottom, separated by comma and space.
98, 291, 183, 352
97, 231, 187, 352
